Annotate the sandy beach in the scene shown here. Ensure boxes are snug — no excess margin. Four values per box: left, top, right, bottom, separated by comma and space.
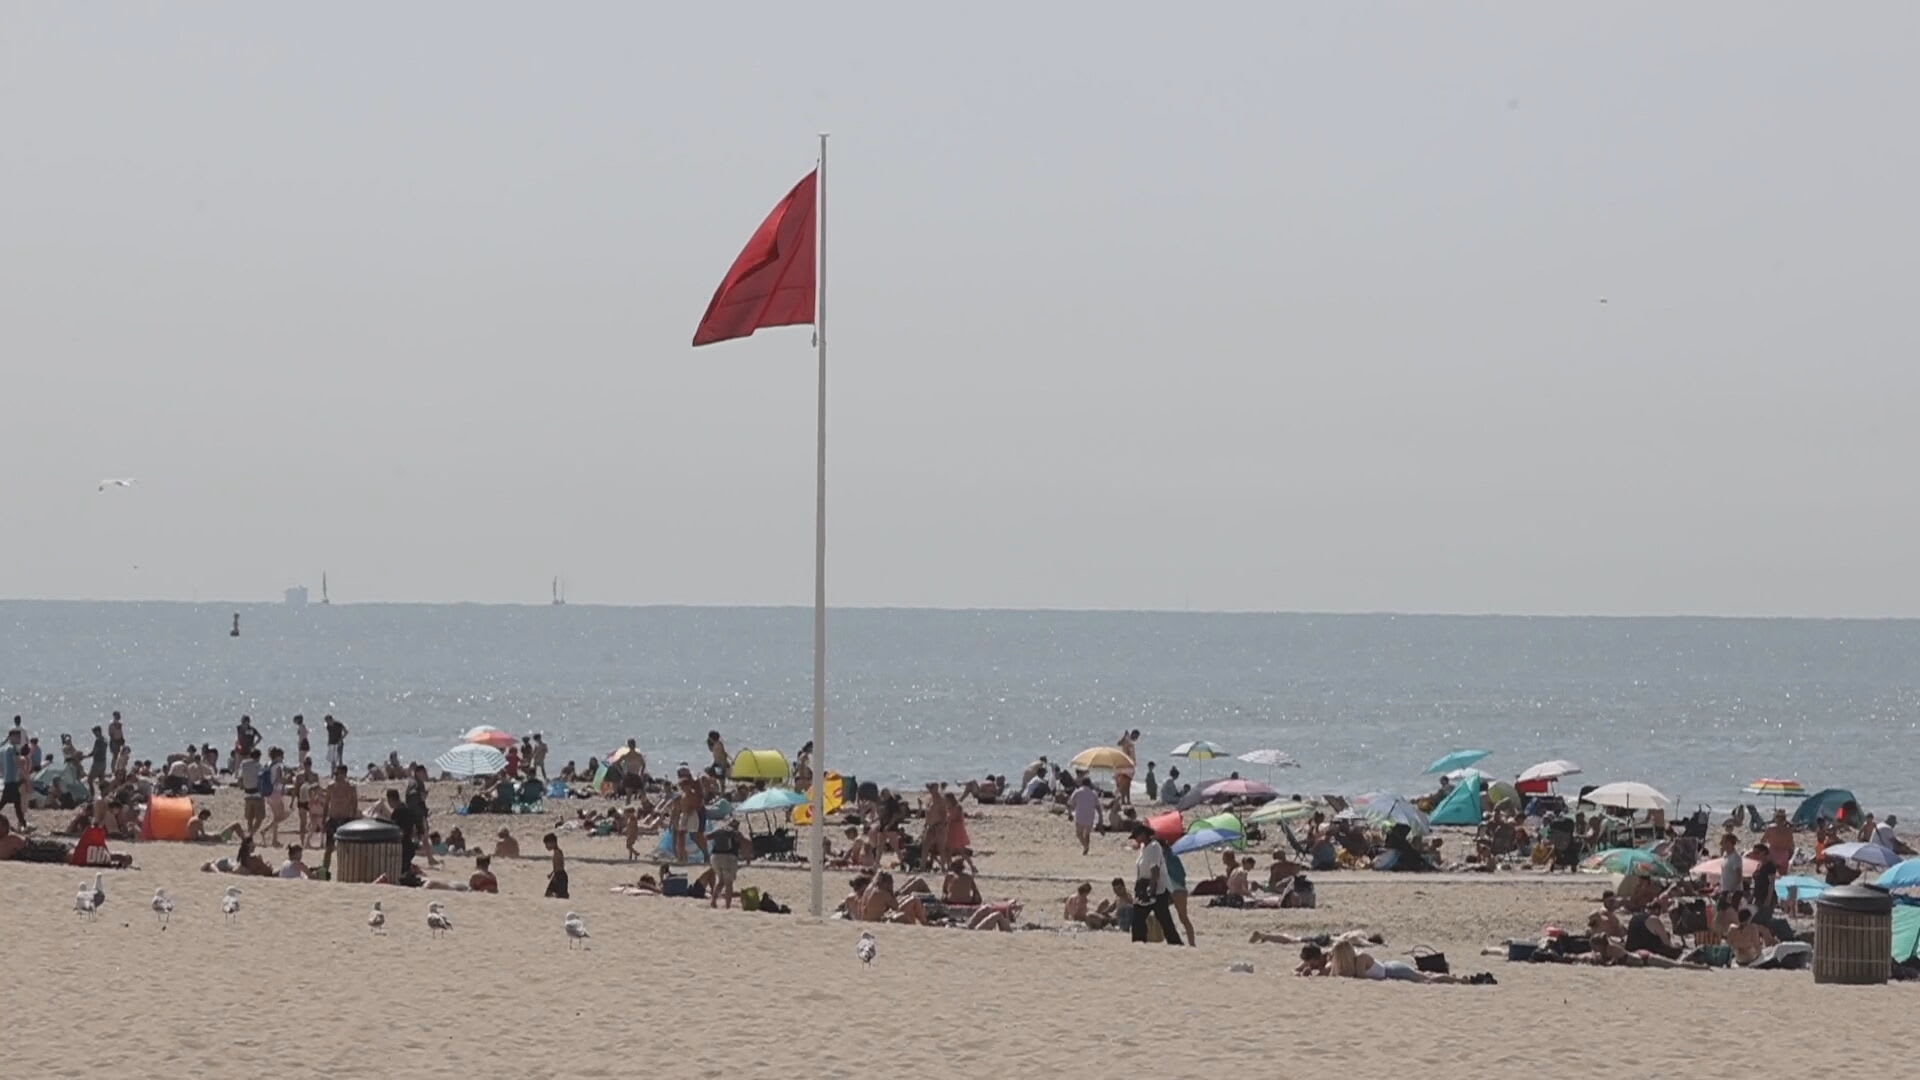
3, 786, 1910, 1080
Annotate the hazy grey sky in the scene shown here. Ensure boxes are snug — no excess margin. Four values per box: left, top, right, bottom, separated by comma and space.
4, 4, 1916, 616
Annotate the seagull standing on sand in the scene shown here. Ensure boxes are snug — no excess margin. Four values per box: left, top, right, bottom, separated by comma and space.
426, 902, 452, 938
368, 900, 386, 934
564, 911, 590, 950
855, 931, 877, 966
151, 888, 174, 928
222, 886, 242, 921
97, 478, 136, 492
74, 880, 98, 919
90, 872, 106, 912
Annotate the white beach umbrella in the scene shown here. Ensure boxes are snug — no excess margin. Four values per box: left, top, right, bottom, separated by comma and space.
1580, 781, 1672, 813
435, 743, 508, 778
1825, 842, 1901, 869
1518, 759, 1582, 783
1236, 748, 1299, 785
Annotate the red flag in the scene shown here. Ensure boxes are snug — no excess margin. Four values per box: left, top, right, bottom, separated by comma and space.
691, 170, 818, 346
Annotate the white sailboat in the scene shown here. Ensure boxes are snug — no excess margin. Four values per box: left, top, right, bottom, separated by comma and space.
552, 576, 566, 606
321, 572, 330, 605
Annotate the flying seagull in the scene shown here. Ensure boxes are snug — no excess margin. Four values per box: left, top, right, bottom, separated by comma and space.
222, 886, 242, 921
855, 930, 877, 966
151, 888, 175, 928
426, 902, 453, 938
564, 911, 591, 950
368, 900, 386, 934
98, 478, 136, 492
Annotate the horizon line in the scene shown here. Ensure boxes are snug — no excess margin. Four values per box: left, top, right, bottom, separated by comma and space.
1, 596, 1918, 622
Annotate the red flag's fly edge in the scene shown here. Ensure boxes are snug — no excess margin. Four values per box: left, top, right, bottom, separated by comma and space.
691, 170, 818, 346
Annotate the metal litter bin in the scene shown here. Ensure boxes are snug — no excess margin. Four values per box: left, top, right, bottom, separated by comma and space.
333, 818, 403, 885
1813, 884, 1891, 985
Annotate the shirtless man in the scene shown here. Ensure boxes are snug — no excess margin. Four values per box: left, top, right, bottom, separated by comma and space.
942, 857, 981, 906
673, 774, 708, 862
1226, 856, 1254, 900
1064, 882, 1098, 926
1590, 893, 1627, 937
1763, 810, 1795, 873
320, 765, 358, 874
1726, 908, 1777, 966
858, 872, 927, 925
494, 828, 520, 858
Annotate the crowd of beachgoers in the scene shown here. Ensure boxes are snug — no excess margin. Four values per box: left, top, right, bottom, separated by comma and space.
5, 713, 1917, 983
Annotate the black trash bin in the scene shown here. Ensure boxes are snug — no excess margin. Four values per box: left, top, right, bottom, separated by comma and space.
334, 818, 403, 884
1813, 884, 1892, 985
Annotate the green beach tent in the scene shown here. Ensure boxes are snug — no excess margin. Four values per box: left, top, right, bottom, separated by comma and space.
1428, 773, 1484, 827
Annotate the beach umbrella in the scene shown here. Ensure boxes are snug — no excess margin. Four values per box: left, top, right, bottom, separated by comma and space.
1690, 854, 1764, 884
1353, 792, 1430, 835
1582, 848, 1678, 879
1170, 740, 1227, 760
1825, 841, 1901, 869
1199, 778, 1278, 802
1172, 740, 1227, 783
1581, 781, 1672, 813
1444, 766, 1494, 783
1246, 799, 1313, 825
1236, 747, 1299, 785
1070, 746, 1134, 772
1188, 811, 1245, 836
1742, 777, 1808, 808
1775, 874, 1831, 903
737, 788, 809, 814
1425, 749, 1491, 775
435, 743, 507, 778
1171, 828, 1242, 856
461, 725, 517, 750
1517, 759, 1581, 783
1875, 859, 1920, 895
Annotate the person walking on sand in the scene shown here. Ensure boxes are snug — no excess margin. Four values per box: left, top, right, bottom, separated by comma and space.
263, 747, 289, 846
323, 715, 347, 774
85, 725, 109, 798
709, 819, 744, 909
239, 748, 265, 836
1128, 822, 1182, 945
543, 832, 569, 899
1, 728, 26, 829
1069, 776, 1101, 855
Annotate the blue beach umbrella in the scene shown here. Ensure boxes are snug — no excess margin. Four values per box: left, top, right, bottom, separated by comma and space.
1775, 875, 1831, 902
1875, 859, 1920, 894
737, 788, 809, 814
1425, 749, 1492, 775
1171, 828, 1242, 856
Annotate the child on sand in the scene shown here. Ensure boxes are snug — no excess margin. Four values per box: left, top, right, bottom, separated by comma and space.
623, 808, 640, 861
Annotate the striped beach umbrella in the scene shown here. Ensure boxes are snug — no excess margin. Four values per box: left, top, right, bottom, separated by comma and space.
1742, 777, 1807, 799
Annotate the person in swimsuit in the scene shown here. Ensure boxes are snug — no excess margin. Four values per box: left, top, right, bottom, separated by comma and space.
708, 819, 744, 909
921, 784, 948, 868
469, 853, 499, 893
320, 765, 358, 874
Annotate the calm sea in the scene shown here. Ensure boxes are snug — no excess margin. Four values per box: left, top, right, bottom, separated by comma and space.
1, 602, 1914, 817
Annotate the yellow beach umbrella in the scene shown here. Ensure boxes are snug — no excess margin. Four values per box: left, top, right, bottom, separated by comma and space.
731, 749, 791, 782
1070, 746, 1134, 771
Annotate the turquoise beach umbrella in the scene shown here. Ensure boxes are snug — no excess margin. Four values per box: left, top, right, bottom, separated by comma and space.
1425, 749, 1491, 775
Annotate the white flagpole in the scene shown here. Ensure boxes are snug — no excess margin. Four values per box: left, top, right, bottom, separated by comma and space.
808, 131, 829, 919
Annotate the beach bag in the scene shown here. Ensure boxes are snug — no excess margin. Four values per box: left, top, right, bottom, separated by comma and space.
1412, 946, 1450, 974
739, 886, 762, 911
